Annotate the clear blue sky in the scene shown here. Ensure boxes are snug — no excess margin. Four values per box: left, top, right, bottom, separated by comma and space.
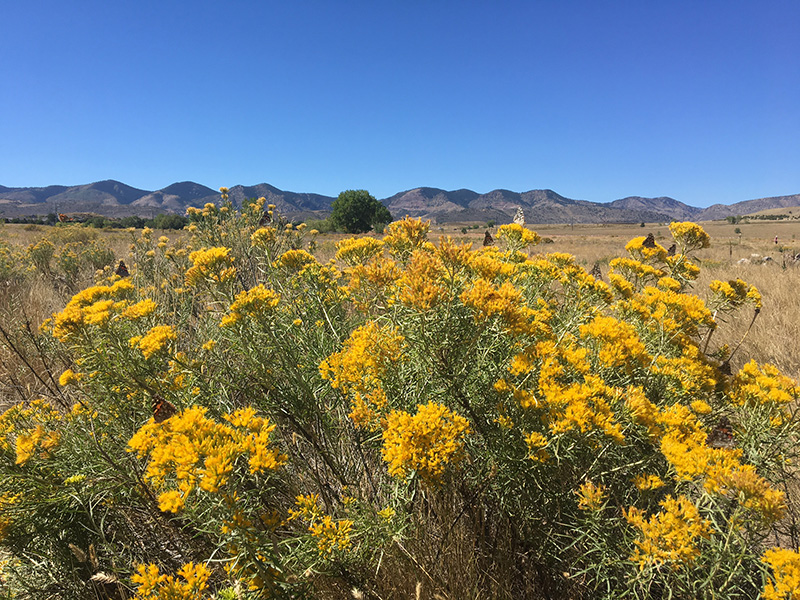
1, 1, 798, 207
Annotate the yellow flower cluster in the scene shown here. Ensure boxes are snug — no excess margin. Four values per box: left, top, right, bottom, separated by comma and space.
0, 492, 19, 542
609, 257, 663, 287
625, 235, 667, 262
650, 344, 717, 399
58, 368, 83, 386
710, 278, 762, 310
460, 278, 551, 336
127, 406, 286, 512
619, 285, 714, 336
731, 360, 799, 407
131, 562, 211, 600
186, 202, 220, 218
336, 236, 385, 266
250, 226, 277, 246
468, 247, 520, 280
633, 474, 665, 491
320, 322, 405, 429
576, 480, 606, 511
398, 250, 450, 311
382, 216, 430, 261
579, 315, 650, 370
0, 400, 62, 464
121, 298, 158, 320
50, 279, 135, 341
669, 221, 710, 251
633, 400, 786, 523
220, 285, 280, 327
625, 495, 712, 569
185, 247, 236, 286
287, 494, 354, 556
381, 402, 470, 484
344, 255, 403, 309
309, 515, 354, 555
501, 339, 624, 443
497, 223, 541, 250
762, 548, 800, 600
14, 424, 60, 465
276, 249, 318, 271
130, 325, 177, 359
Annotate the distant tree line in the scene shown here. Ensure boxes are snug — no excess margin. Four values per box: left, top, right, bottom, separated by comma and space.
0, 213, 188, 229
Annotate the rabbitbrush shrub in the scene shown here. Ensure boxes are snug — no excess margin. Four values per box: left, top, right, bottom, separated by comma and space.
1, 193, 799, 599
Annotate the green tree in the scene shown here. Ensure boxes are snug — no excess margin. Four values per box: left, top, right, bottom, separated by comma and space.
330, 190, 392, 234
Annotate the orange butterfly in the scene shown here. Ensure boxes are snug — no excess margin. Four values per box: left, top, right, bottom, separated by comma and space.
152, 394, 178, 423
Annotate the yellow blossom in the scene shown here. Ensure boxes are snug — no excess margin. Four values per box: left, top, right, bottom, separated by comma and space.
576, 480, 606, 511
382, 216, 430, 261
185, 247, 236, 286
633, 474, 666, 491
336, 236, 385, 266
669, 221, 710, 251
382, 402, 470, 484
122, 298, 157, 320
131, 562, 210, 600
131, 325, 176, 359
497, 223, 540, 250
762, 548, 800, 600
625, 495, 712, 569
59, 369, 83, 386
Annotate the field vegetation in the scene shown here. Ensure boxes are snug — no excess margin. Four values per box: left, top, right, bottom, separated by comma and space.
1, 197, 800, 599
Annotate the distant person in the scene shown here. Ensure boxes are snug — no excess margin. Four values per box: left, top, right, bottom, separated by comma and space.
775, 236, 779, 245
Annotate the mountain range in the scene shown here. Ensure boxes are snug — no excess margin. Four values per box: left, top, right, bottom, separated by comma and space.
1, 180, 799, 224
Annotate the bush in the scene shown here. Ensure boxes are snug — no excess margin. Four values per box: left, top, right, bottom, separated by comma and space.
0, 210, 799, 599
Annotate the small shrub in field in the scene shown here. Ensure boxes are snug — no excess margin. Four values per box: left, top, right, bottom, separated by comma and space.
1, 198, 800, 599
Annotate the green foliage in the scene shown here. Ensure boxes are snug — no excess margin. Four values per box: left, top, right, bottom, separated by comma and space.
329, 189, 392, 233
147, 213, 188, 230
119, 215, 147, 228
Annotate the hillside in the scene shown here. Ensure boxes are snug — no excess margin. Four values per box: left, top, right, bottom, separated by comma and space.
2, 179, 799, 225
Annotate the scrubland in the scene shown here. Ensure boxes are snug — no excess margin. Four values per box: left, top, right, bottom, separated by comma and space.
0, 205, 799, 600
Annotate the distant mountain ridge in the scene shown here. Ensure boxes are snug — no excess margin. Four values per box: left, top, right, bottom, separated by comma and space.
0, 179, 798, 224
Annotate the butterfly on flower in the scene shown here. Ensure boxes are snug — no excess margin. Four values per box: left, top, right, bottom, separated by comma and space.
642, 233, 656, 249
707, 416, 735, 449
115, 260, 129, 278
151, 394, 178, 423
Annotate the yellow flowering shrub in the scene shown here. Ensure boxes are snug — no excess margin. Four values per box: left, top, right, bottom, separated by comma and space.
625, 495, 712, 569
185, 247, 236, 286
319, 321, 405, 429
382, 216, 430, 261
335, 236, 385, 266
127, 406, 286, 512
130, 325, 177, 359
2, 207, 796, 599
381, 402, 470, 484
497, 223, 541, 251
220, 284, 280, 327
131, 562, 211, 600
762, 548, 800, 600
669, 221, 711, 251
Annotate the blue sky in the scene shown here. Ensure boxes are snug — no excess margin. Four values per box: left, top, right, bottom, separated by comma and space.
1, 1, 798, 207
